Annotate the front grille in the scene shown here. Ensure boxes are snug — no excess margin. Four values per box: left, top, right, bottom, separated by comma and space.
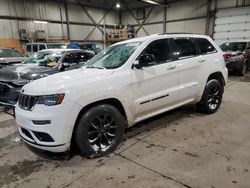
18, 94, 38, 111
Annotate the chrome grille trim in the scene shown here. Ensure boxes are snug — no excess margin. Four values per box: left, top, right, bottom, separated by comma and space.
18, 94, 38, 111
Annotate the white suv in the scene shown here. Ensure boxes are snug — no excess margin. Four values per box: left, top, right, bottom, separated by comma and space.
15, 34, 228, 157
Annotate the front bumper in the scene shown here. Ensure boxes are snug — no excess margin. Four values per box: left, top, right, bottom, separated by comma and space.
19, 128, 69, 152
15, 101, 82, 153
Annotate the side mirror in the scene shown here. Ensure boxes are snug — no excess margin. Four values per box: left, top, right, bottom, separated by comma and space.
134, 54, 156, 69
59, 62, 70, 71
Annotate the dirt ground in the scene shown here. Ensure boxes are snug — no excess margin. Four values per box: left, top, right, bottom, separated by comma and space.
1, 74, 250, 188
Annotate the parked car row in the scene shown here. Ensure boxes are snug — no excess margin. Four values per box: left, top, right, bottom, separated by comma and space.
0, 49, 95, 108
13, 33, 228, 158
26, 42, 101, 56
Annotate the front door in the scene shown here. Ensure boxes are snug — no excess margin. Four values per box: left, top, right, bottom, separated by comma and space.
131, 39, 179, 117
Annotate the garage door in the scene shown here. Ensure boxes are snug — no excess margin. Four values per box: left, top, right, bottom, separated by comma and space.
213, 6, 250, 45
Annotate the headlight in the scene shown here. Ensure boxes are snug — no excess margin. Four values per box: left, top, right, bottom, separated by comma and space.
37, 94, 65, 106
12, 79, 30, 86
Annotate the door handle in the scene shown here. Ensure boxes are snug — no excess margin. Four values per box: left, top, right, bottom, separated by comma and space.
199, 59, 205, 63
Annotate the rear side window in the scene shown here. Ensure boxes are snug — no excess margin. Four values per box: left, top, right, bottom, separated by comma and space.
141, 39, 172, 64
196, 38, 216, 54
173, 38, 198, 59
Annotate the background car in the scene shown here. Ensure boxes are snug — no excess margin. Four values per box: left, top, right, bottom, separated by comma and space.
0, 49, 95, 108
26, 43, 67, 56
220, 41, 250, 76
0, 48, 27, 65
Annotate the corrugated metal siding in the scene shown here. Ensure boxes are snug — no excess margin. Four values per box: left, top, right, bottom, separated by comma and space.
122, 0, 207, 37
0, 0, 118, 41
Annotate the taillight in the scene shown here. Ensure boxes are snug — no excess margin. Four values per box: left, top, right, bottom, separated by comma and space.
223, 54, 235, 61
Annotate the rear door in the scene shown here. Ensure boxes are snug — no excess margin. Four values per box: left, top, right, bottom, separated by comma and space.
172, 38, 204, 100
131, 38, 179, 117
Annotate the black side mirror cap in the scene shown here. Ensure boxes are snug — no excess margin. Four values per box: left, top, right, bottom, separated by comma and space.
134, 54, 156, 69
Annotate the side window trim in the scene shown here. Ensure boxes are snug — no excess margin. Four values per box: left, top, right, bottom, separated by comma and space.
136, 38, 174, 67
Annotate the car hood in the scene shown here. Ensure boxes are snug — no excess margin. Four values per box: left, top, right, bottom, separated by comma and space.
0, 63, 54, 82
22, 68, 114, 95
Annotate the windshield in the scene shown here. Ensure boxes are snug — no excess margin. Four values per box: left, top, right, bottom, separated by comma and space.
47, 44, 67, 49
85, 42, 140, 69
24, 51, 63, 67
0, 49, 22, 58
220, 42, 247, 53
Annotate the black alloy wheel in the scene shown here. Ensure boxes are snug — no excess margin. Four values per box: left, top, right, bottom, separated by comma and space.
197, 79, 223, 114
74, 104, 125, 158
88, 114, 119, 153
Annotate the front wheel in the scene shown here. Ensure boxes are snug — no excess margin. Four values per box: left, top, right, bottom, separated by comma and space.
74, 104, 125, 158
197, 79, 223, 114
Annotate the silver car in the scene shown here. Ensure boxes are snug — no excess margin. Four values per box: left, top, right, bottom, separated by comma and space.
0, 48, 27, 65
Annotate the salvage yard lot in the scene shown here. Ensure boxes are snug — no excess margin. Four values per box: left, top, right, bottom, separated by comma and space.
1, 74, 250, 188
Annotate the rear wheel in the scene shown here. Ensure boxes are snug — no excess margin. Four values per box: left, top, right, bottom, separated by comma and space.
74, 104, 125, 158
197, 79, 223, 114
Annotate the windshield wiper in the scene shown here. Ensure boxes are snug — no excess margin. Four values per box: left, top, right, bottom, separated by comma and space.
87, 66, 105, 69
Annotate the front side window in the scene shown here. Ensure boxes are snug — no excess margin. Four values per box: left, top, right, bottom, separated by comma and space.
63, 53, 78, 64
196, 38, 216, 54
173, 38, 198, 59
140, 39, 172, 64
77, 52, 94, 62
86, 42, 140, 69
220, 42, 247, 53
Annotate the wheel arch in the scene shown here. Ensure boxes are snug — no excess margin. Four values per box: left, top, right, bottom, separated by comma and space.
70, 98, 128, 149
207, 71, 226, 92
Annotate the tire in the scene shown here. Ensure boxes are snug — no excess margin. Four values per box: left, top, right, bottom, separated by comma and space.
239, 62, 247, 76
197, 79, 223, 114
74, 104, 125, 158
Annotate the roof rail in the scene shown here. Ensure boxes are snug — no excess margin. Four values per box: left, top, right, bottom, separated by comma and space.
158, 32, 197, 35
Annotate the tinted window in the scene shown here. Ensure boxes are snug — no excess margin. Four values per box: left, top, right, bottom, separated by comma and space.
26, 45, 31, 52
141, 39, 172, 64
77, 52, 94, 62
39, 44, 46, 50
196, 38, 216, 54
33, 45, 38, 52
173, 38, 198, 58
63, 53, 78, 64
